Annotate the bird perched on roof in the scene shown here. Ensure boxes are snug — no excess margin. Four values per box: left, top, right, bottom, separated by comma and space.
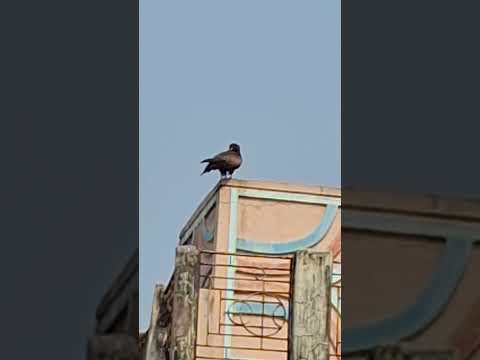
201, 143, 242, 179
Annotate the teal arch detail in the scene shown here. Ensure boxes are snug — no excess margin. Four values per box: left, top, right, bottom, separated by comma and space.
343, 237, 474, 353
236, 204, 338, 254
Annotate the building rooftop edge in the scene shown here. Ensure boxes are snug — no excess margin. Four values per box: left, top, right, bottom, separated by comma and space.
342, 187, 480, 221
179, 178, 341, 240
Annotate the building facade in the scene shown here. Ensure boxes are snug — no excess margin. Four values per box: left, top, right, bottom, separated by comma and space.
142, 179, 341, 360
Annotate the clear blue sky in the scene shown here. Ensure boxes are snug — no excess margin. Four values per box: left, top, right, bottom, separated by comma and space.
140, 0, 340, 330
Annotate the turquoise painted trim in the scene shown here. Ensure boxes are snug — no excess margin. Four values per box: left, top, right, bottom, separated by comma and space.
223, 189, 239, 359
237, 188, 341, 206
229, 302, 289, 320
237, 204, 338, 254
228, 292, 340, 320
343, 237, 473, 353
229, 286, 340, 319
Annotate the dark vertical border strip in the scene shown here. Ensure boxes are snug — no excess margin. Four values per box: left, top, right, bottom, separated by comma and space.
2, 0, 139, 358
342, 0, 480, 358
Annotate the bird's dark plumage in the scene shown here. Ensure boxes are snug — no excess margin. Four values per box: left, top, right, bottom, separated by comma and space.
201, 143, 242, 179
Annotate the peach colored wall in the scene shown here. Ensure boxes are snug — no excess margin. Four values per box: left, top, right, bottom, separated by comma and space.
237, 198, 326, 243
193, 183, 341, 360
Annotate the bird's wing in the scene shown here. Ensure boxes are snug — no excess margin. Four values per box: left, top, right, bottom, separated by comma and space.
210, 150, 233, 163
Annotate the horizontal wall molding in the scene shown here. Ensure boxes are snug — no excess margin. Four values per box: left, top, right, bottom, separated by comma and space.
237, 188, 341, 206
343, 209, 480, 241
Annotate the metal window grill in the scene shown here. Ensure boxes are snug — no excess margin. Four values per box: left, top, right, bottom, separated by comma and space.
196, 251, 293, 360
193, 250, 341, 360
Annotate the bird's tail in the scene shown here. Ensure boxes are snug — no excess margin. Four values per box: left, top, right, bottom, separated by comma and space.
201, 162, 212, 175
200, 158, 212, 164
